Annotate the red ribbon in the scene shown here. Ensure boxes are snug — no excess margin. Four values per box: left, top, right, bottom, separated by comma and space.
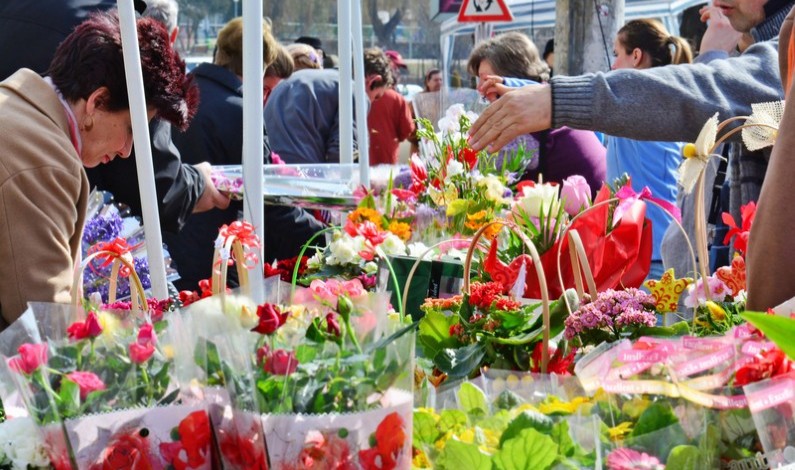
87, 237, 137, 277
217, 221, 261, 269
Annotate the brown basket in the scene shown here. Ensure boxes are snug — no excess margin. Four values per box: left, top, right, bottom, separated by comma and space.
72, 250, 147, 311
210, 234, 253, 300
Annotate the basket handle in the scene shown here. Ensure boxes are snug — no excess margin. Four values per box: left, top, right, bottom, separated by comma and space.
463, 220, 554, 372
73, 251, 147, 312
211, 235, 252, 302
566, 230, 598, 300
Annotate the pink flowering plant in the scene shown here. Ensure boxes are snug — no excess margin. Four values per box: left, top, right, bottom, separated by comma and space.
1, 305, 178, 426
564, 289, 665, 347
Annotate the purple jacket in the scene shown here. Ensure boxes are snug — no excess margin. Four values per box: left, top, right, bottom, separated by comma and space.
522, 127, 606, 196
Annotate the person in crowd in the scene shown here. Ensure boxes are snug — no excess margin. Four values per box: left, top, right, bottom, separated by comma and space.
385, 50, 409, 86
0, 11, 197, 328
368, 49, 415, 165
607, 19, 693, 280
468, 31, 606, 195
286, 43, 323, 71
167, 17, 325, 290
0, 0, 228, 235
264, 43, 294, 105
543, 38, 555, 76
264, 47, 395, 165
424, 68, 443, 92
295, 36, 325, 63
468, 0, 792, 217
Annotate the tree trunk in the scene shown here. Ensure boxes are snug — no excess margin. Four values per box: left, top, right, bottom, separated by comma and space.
555, 0, 624, 75
367, 0, 407, 48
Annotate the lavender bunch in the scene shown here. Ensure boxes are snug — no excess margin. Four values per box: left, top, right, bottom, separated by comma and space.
83, 254, 151, 302
82, 213, 123, 248
564, 288, 658, 347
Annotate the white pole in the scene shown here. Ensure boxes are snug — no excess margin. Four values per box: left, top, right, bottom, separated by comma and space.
351, 0, 370, 188
338, 0, 354, 166
242, 1, 265, 302
117, 0, 168, 299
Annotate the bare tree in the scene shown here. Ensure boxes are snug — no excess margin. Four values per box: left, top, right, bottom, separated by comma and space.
367, 0, 409, 48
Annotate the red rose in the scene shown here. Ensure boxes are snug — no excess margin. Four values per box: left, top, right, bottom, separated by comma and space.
89, 431, 154, 470
67, 312, 103, 341
263, 349, 298, 376
7, 343, 48, 375
251, 303, 288, 335
129, 323, 157, 364
66, 371, 106, 400
178, 290, 200, 307
326, 313, 341, 337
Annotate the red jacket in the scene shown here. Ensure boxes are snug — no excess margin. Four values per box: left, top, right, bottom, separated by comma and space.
367, 89, 414, 165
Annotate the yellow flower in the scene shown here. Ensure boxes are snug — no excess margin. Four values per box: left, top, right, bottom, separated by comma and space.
412, 450, 432, 468
387, 220, 412, 242
538, 396, 589, 415
621, 396, 651, 419
483, 221, 503, 240
435, 431, 453, 451
607, 421, 634, 441
348, 207, 383, 226
706, 301, 727, 321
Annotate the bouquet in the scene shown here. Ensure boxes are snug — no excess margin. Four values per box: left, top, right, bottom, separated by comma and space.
416, 280, 578, 385
0, 415, 50, 470
0, 303, 210, 470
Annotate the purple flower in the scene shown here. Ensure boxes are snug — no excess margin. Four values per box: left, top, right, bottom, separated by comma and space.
564, 288, 658, 343
82, 213, 123, 247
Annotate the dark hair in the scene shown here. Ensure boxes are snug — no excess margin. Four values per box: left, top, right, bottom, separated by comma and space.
363, 47, 394, 89
215, 17, 278, 76
617, 19, 693, 67
543, 39, 554, 60
48, 11, 197, 130
265, 43, 294, 79
467, 32, 550, 83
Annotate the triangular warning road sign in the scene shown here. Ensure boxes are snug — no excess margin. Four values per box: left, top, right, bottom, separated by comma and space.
457, 0, 513, 22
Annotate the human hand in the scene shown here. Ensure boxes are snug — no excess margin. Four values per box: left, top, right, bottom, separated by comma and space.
698, 5, 742, 54
468, 83, 552, 153
477, 74, 509, 102
192, 162, 231, 213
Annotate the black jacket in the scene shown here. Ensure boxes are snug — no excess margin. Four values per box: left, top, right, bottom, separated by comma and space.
0, 0, 201, 234
168, 63, 324, 290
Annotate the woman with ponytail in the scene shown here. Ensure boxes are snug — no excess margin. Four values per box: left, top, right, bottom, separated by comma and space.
606, 19, 693, 281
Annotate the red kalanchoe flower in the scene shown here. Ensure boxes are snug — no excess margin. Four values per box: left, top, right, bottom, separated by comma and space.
251, 303, 288, 335
67, 311, 103, 341
468, 281, 505, 310
495, 297, 522, 312
264, 349, 298, 376
7, 343, 48, 375
449, 323, 465, 337
66, 371, 106, 400
129, 323, 157, 364
179, 290, 200, 307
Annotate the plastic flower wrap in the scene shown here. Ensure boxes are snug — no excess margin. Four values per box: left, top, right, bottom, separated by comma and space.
0, 303, 210, 470
412, 380, 599, 469
0, 416, 50, 469
416, 281, 579, 386
209, 279, 415, 469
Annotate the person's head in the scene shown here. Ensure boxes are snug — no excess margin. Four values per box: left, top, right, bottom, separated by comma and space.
424, 68, 442, 92
612, 19, 693, 70
48, 11, 197, 168
363, 47, 394, 102
712, 0, 769, 34
141, 0, 179, 44
295, 36, 325, 60
384, 50, 408, 84
543, 38, 555, 69
214, 17, 278, 77
264, 43, 294, 104
285, 43, 323, 71
467, 32, 550, 102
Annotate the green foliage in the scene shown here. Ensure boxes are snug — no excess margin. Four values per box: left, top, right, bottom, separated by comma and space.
741, 311, 795, 360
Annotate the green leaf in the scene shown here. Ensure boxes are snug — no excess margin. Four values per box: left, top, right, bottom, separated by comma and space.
59, 378, 80, 417
447, 199, 470, 217
635, 321, 691, 338
458, 382, 489, 416
494, 390, 522, 410
489, 327, 542, 345
295, 344, 318, 364
413, 410, 441, 445
631, 401, 679, 437
494, 428, 558, 470
364, 321, 418, 354
306, 317, 327, 343
418, 311, 459, 358
550, 421, 575, 458
666, 445, 701, 470
435, 343, 487, 379
499, 411, 553, 447
437, 439, 492, 470
741, 312, 795, 360
438, 409, 468, 434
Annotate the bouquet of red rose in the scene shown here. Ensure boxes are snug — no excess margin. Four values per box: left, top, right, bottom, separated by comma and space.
0, 302, 211, 470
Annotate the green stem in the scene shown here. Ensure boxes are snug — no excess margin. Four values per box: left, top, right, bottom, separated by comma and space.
378, 250, 404, 319
291, 226, 339, 296
33, 370, 61, 424
140, 364, 153, 406
344, 317, 363, 356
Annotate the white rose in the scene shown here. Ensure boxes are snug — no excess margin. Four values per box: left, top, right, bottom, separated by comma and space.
327, 236, 359, 266
378, 233, 407, 256
0, 417, 49, 469
363, 261, 379, 275
513, 182, 560, 219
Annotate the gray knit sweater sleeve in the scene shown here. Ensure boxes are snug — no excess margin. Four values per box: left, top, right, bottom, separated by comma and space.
550, 39, 782, 143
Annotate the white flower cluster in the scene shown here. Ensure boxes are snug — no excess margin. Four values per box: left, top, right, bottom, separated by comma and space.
437, 104, 479, 141
318, 232, 408, 269
0, 417, 50, 469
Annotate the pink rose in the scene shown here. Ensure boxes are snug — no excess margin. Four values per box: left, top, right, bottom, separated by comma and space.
66, 371, 106, 399
67, 311, 103, 341
128, 323, 157, 364
263, 349, 298, 376
8, 343, 48, 375
560, 175, 591, 216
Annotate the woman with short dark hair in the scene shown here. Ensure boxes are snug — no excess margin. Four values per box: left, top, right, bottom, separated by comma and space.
0, 10, 197, 328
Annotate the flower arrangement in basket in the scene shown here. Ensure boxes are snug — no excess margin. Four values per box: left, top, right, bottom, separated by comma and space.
0, 246, 210, 470
204, 278, 415, 470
